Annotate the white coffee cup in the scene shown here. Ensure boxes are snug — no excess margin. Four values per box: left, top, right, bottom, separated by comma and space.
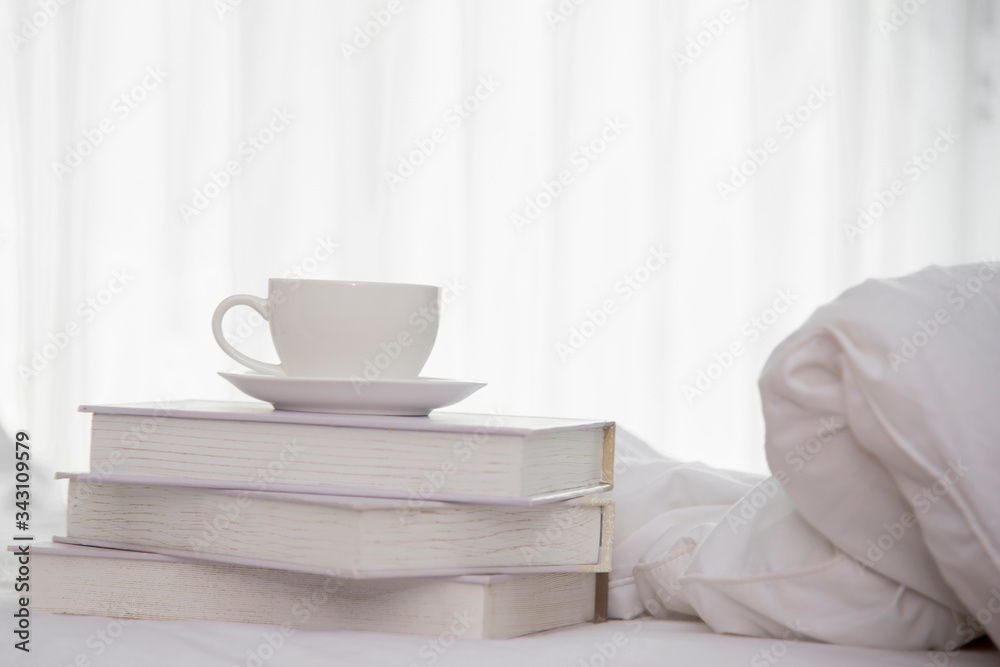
212, 279, 441, 378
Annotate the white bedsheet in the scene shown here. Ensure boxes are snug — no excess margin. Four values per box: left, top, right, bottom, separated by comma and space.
1, 588, 997, 667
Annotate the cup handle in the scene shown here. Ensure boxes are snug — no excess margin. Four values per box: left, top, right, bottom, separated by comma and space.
212, 294, 286, 376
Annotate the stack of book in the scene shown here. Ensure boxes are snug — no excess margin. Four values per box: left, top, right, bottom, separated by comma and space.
31, 400, 615, 639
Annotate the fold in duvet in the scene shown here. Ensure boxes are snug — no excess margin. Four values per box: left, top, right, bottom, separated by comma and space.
609, 263, 1000, 651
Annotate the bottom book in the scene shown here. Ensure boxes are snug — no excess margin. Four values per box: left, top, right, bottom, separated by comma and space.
21, 542, 608, 640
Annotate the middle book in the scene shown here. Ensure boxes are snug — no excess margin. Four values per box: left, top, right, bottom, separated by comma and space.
58, 474, 613, 578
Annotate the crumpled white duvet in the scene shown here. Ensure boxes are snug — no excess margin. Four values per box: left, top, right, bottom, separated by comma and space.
608, 263, 1000, 651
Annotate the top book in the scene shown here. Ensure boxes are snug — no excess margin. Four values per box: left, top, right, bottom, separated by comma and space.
80, 401, 615, 505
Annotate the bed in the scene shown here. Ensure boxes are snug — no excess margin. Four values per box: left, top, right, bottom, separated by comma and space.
2, 590, 996, 667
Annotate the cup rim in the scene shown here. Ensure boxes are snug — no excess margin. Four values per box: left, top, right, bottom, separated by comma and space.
267, 278, 439, 290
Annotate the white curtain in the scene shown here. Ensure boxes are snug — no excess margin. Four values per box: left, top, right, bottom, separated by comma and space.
2, 0, 999, 480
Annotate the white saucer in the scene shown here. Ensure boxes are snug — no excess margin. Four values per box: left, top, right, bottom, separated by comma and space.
219, 371, 486, 416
